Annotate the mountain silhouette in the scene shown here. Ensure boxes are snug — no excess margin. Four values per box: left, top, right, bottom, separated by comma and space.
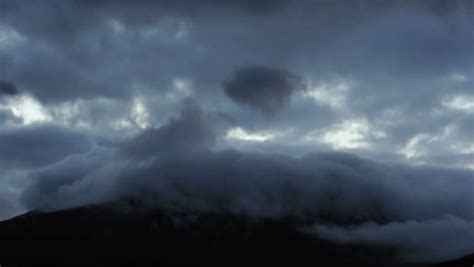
0, 201, 472, 267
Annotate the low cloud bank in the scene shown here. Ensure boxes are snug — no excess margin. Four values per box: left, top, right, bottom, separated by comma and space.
19, 103, 474, 263
309, 216, 474, 263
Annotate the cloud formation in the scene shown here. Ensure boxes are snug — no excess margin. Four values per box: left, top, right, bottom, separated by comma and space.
223, 65, 304, 116
310, 216, 474, 263
0, 1, 473, 263
121, 101, 215, 159
0, 81, 17, 96
18, 104, 474, 263
0, 125, 92, 169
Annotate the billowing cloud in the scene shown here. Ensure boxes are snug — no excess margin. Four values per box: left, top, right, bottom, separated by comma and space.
0, 125, 92, 169
18, 105, 474, 263
20, 146, 117, 212
121, 101, 216, 159
223, 65, 304, 116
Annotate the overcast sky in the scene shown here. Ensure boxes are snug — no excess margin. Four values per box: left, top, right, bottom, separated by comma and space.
0, 0, 473, 263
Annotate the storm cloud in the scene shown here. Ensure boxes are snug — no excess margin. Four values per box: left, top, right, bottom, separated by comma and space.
0, 81, 17, 96
0, 0, 473, 264
223, 65, 304, 116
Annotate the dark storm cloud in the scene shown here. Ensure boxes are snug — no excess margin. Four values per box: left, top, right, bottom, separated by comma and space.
1, 0, 471, 106
1, 1, 473, 262
19, 104, 474, 262
0, 125, 92, 169
223, 65, 305, 116
0, 81, 17, 96
333, 9, 474, 77
1, 1, 184, 102
2, 47, 112, 102
75, 0, 286, 14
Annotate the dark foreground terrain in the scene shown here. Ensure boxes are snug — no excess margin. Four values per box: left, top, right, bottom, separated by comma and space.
0, 203, 472, 267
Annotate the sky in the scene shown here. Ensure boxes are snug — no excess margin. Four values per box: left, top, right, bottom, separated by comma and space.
0, 0, 473, 263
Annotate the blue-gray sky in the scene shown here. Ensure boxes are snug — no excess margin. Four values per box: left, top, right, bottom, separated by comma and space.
0, 0, 473, 263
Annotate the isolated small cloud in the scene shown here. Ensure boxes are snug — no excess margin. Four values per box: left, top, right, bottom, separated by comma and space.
223, 65, 304, 116
0, 81, 18, 96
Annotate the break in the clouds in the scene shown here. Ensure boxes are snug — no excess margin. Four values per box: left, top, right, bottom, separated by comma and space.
0, 0, 473, 264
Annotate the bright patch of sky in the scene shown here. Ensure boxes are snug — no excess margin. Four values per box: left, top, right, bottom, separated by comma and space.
225, 127, 275, 142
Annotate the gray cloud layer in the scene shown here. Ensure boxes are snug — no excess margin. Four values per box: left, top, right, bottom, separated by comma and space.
0, 1, 473, 263
2, 0, 467, 168
2, 1, 471, 102
310, 216, 474, 263
0, 125, 92, 169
